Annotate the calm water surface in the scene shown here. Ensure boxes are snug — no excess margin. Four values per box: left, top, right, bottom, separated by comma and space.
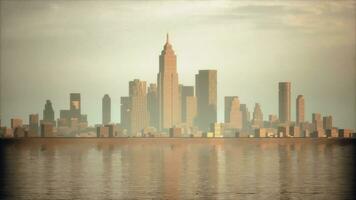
0, 138, 355, 200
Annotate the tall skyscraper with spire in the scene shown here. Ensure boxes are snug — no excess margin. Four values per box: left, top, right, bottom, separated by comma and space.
157, 34, 181, 131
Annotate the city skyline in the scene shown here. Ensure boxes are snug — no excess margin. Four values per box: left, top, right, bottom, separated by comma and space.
1, 1, 355, 129
0, 34, 355, 130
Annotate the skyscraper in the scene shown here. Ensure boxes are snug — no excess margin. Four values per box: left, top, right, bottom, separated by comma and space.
29, 114, 39, 137
11, 118, 23, 129
323, 115, 333, 130
129, 79, 149, 135
279, 82, 291, 124
120, 96, 131, 134
157, 34, 181, 131
185, 96, 197, 127
224, 96, 242, 130
195, 70, 217, 131
252, 103, 263, 128
180, 85, 194, 123
70, 93, 81, 119
59, 93, 87, 127
102, 94, 111, 125
147, 83, 158, 129
296, 95, 305, 126
43, 100, 55, 124
240, 104, 250, 130
312, 113, 322, 131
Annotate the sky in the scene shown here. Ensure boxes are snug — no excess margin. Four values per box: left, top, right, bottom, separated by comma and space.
0, 0, 355, 128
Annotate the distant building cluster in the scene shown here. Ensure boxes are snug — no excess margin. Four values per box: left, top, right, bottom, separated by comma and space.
1, 34, 355, 139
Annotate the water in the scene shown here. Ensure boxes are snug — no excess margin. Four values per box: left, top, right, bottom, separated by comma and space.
0, 138, 355, 200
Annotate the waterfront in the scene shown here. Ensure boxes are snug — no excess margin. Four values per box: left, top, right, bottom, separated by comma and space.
0, 138, 355, 199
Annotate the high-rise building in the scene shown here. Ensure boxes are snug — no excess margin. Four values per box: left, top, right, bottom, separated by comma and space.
224, 96, 242, 130
59, 93, 87, 127
252, 103, 263, 128
129, 79, 149, 135
312, 113, 322, 131
195, 70, 217, 131
240, 104, 250, 129
323, 115, 333, 130
180, 85, 194, 123
185, 96, 197, 127
102, 94, 111, 125
11, 118, 23, 129
120, 96, 131, 134
296, 95, 305, 126
279, 82, 291, 123
147, 83, 158, 129
70, 93, 81, 118
157, 34, 181, 131
29, 114, 39, 137
43, 100, 55, 124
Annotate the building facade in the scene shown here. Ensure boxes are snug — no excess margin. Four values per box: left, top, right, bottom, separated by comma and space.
296, 95, 305, 126
129, 79, 149, 135
147, 83, 159, 129
102, 94, 111, 125
195, 70, 217, 131
224, 96, 242, 130
157, 34, 181, 131
279, 82, 291, 123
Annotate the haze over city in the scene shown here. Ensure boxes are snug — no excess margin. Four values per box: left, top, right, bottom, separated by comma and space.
1, 0, 355, 129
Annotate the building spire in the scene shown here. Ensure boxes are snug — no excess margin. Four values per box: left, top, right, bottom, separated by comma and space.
166, 33, 169, 44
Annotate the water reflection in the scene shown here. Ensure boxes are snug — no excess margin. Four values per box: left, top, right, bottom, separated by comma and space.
0, 138, 355, 199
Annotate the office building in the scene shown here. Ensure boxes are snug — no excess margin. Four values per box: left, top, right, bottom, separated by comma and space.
147, 83, 158, 129
29, 114, 39, 137
11, 118, 22, 129
296, 95, 305, 125
224, 96, 242, 130
120, 80, 149, 136
251, 103, 263, 128
196, 70, 217, 131
240, 104, 250, 129
323, 115, 333, 130
312, 113, 322, 131
180, 85, 194, 122
185, 96, 197, 127
102, 94, 111, 125
43, 100, 55, 125
279, 82, 291, 123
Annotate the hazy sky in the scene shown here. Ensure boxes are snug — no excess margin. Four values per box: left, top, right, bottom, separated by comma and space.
1, 0, 355, 128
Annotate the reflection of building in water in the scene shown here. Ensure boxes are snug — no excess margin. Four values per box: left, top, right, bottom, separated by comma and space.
196, 144, 218, 198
